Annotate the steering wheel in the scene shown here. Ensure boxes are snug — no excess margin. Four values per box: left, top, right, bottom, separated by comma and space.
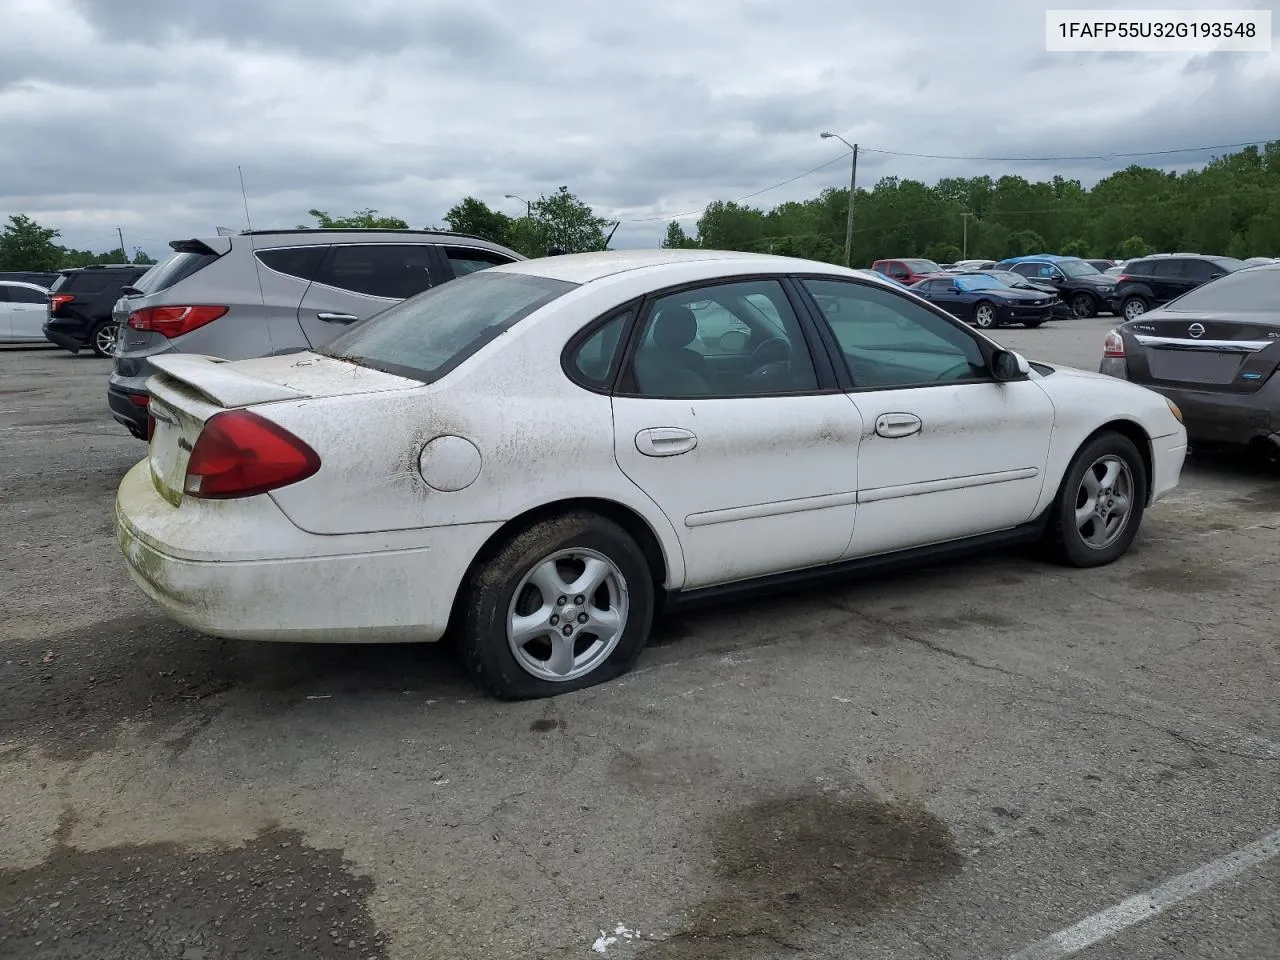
747, 336, 791, 372
935, 361, 972, 382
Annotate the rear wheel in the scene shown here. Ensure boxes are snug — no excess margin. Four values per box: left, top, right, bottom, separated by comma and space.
973, 302, 997, 328
1121, 296, 1148, 321
458, 511, 655, 699
1045, 431, 1147, 567
89, 321, 120, 358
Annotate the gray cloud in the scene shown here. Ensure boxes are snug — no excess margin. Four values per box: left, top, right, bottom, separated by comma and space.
0, 0, 1276, 254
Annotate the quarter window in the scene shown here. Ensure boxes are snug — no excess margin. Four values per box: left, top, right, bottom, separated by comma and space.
315, 244, 436, 299
802, 278, 987, 389
570, 310, 631, 388
626, 279, 819, 398
257, 246, 328, 282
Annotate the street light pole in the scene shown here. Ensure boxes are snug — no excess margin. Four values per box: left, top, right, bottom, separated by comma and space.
504, 194, 531, 218
820, 132, 858, 268
962, 212, 974, 259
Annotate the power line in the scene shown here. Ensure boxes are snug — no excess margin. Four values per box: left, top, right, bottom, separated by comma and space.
613, 136, 1276, 227
616, 150, 853, 223
857, 138, 1274, 163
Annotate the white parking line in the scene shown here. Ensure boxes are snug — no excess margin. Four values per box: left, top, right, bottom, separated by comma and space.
1008, 827, 1280, 960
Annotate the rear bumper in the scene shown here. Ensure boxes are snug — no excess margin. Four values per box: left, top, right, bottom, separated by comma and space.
1097, 361, 1279, 446
115, 460, 501, 644
43, 318, 89, 352
107, 380, 150, 439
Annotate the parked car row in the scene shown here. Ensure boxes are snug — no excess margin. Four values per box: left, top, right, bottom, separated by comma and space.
0, 264, 150, 354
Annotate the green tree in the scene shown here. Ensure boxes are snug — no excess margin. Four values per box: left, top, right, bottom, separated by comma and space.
0, 214, 62, 271
300, 208, 409, 229
661, 222, 698, 249
531, 186, 610, 253
924, 242, 962, 263
1058, 238, 1091, 258
1007, 229, 1048, 258
442, 197, 513, 246
132, 249, 158, 265
1115, 235, 1152, 259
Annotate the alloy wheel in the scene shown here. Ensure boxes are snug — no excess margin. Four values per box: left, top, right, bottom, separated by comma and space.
1073, 454, 1135, 550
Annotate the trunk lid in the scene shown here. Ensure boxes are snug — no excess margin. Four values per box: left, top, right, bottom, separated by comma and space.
144, 352, 421, 506
1122, 311, 1280, 394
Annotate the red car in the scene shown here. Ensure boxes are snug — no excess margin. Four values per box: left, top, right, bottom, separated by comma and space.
872, 258, 945, 286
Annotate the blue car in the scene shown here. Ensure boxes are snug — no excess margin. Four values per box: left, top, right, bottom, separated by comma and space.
910, 273, 1057, 329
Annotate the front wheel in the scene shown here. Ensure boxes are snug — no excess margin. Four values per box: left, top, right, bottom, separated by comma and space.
1045, 432, 1147, 567
90, 321, 120, 358
973, 302, 997, 329
1070, 293, 1097, 319
1121, 296, 1148, 321
458, 511, 655, 699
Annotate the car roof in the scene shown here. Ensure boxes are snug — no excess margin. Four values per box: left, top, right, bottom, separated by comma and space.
0, 280, 49, 291
59, 263, 146, 272
999, 254, 1083, 264
237, 227, 507, 247
488, 248, 872, 285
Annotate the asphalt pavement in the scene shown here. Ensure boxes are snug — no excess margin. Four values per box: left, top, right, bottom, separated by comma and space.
1, 318, 1277, 960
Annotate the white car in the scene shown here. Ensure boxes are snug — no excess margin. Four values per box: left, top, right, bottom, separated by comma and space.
0, 281, 51, 343
116, 250, 1188, 699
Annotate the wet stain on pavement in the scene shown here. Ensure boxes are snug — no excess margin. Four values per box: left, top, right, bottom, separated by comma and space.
1232, 485, 1280, 513
1124, 565, 1234, 594
635, 791, 962, 958
611, 746, 722, 794
0, 821, 388, 960
529, 718, 565, 734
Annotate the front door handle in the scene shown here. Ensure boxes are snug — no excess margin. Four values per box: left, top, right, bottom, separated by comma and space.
875, 413, 922, 439
317, 312, 359, 324
635, 427, 698, 457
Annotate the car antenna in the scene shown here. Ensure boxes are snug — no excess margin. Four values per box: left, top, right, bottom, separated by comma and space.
238, 164, 274, 355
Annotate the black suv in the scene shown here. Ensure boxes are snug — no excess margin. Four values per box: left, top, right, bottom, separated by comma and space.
1111, 254, 1249, 321
44, 264, 152, 357
1003, 257, 1117, 318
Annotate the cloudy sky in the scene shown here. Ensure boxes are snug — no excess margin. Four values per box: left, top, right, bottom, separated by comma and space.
1, 0, 1276, 256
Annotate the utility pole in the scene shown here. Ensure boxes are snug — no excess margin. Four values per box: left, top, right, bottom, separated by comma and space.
116, 226, 126, 259
961, 212, 975, 259
820, 132, 858, 267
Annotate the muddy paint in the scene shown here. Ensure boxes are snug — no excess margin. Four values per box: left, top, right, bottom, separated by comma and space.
633, 791, 962, 959
0, 820, 388, 959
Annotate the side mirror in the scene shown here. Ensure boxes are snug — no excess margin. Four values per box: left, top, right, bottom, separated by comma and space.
992, 349, 1030, 381
949, 285, 962, 294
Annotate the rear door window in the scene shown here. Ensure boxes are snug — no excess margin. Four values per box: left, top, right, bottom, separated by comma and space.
9, 285, 46, 303
314, 244, 436, 300
257, 246, 328, 283
442, 247, 517, 278
1150, 260, 1181, 278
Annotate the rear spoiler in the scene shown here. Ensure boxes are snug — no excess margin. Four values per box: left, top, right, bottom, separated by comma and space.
147, 354, 306, 409
169, 237, 233, 257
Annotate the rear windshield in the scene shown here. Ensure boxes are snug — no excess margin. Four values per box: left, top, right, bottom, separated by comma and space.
134, 251, 219, 294
1057, 259, 1100, 277
1164, 267, 1280, 312
319, 270, 577, 383
1210, 256, 1248, 272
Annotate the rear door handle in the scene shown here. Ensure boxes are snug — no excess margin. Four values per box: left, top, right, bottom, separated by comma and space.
317, 312, 359, 324
875, 413, 922, 439
635, 427, 698, 457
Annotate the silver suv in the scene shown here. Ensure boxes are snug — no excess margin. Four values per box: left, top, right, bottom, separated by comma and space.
107, 229, 523, 438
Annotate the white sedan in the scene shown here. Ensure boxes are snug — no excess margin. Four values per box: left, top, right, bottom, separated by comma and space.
0, 281, 51, 343
116, 250, 1187, 699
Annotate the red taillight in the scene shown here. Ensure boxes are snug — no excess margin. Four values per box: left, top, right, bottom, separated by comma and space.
183, 410, 320, 499
50, 293, 75, 310
1103, 330, 1125, 359
1116, 274, 1131, 283
127, 305, 228, 338
128, 393, 150, 407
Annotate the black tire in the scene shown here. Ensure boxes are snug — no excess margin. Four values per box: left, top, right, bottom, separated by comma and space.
458, 511, 655, 700
1044, 431, 1148, 568
1070, 293, 1097, 319
89, 321, 119, 358
1121, 296, 1148, 322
